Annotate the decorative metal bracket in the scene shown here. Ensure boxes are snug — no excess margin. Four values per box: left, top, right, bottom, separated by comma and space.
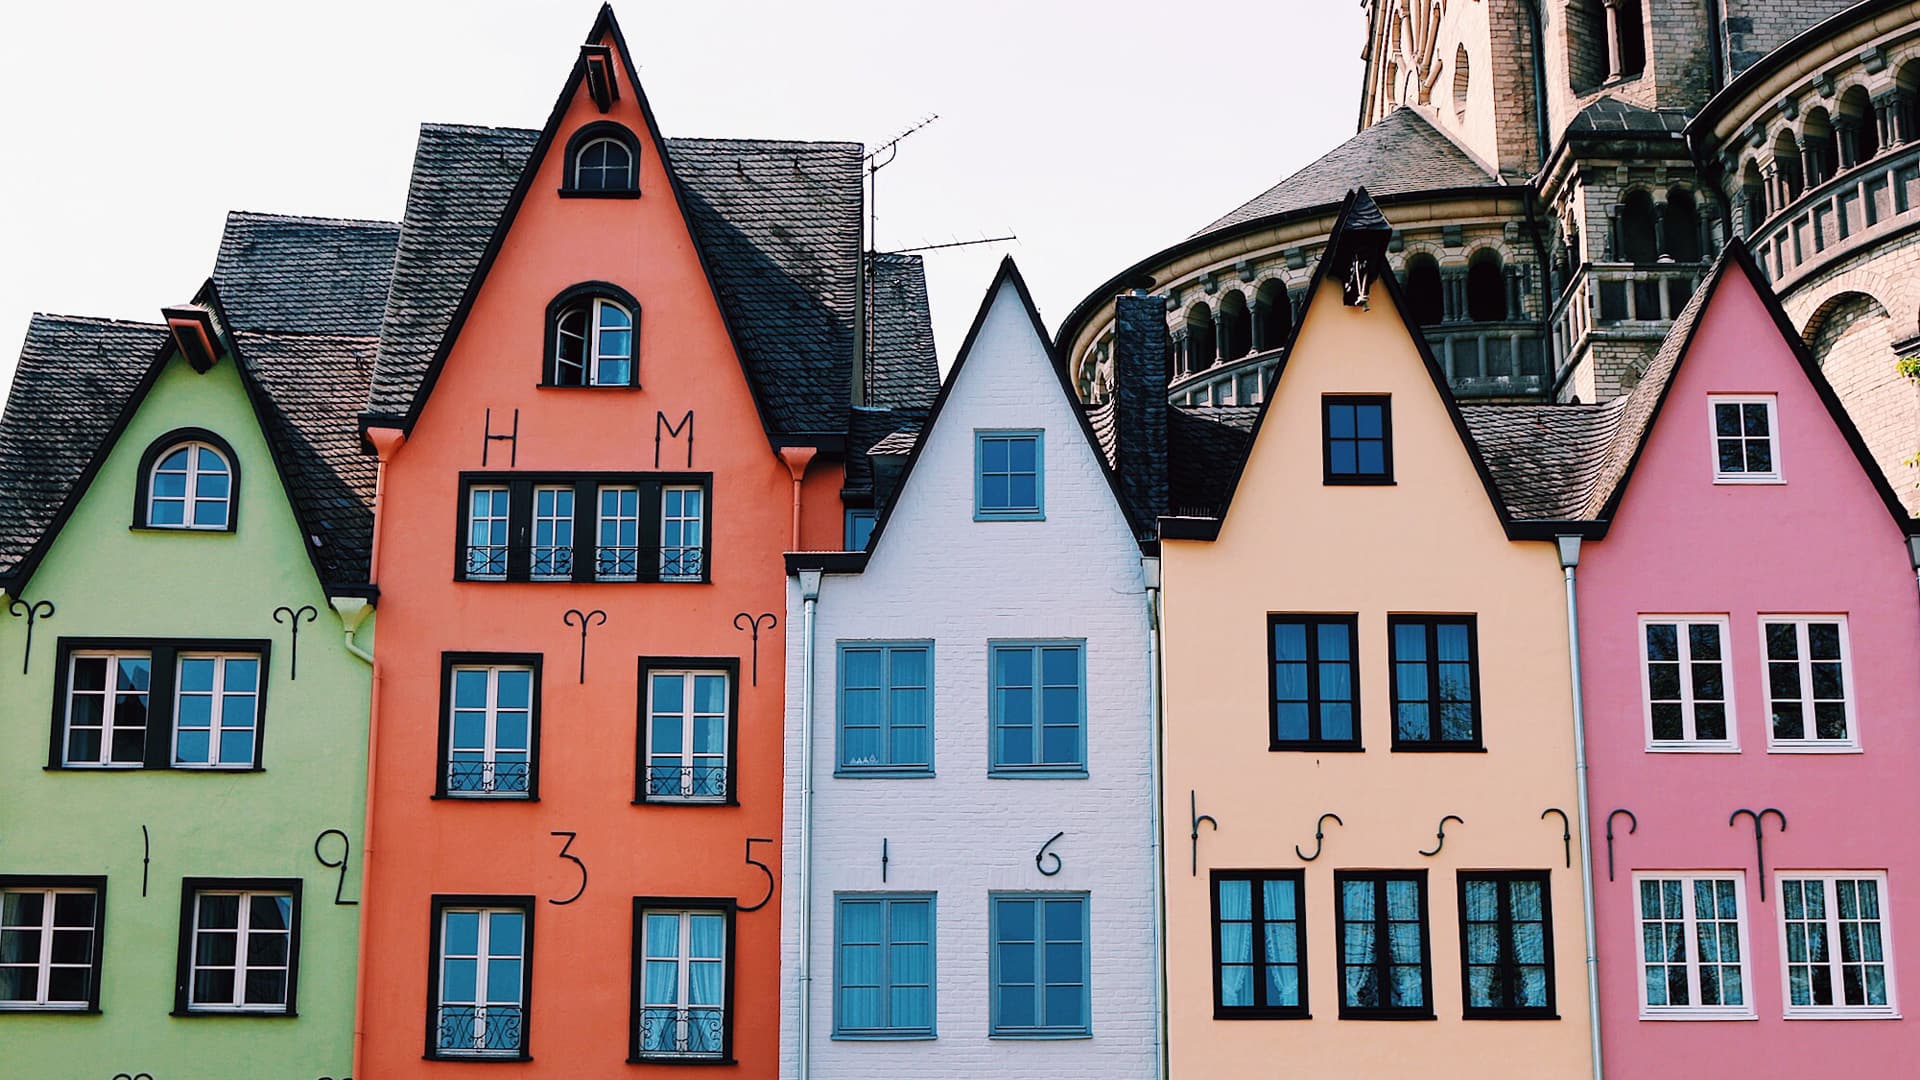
740, 837, 775, 912
1419, 815, 1464, 858
1294, 812, 1343, 862
273, 604, 318, 680
655, 409, 694, 468
733, 612, 778, 687
314, 829, 357, 905
1036, 831, 1064, 877
7, 598, 53, 674
1541, 808, 1572, 869
1730, 807, 1787, 900
563, 609, 606, 684
1605, 809, 1637, 883
481, 407, 519, 466
1190, 791, 1217, 877
549, 831, 587, 905
881, 838, 889, 883
141, 825, 151, 898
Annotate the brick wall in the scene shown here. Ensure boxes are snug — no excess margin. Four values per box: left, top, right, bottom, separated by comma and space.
1723, 0, 1858, 76
1796, 287, 1920, 510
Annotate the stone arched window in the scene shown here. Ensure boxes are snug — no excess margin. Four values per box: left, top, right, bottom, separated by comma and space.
1897, 60, 1920, 146
1772, 129, 1805, 204
1740, 159, 1767, 234
1452, 46, 1470, 122
1566, 0, 1606, 93
1838, 85, 1878, 166
1616, 189, 1658, 263
1614, 0, 1646, 79
1802, 108, 1837, 188
1217, 290, 1251, 361
1401, 254, 1445, 326
1465, 250, 1508, 322
1182, 303, 1215, 376
1664, 187, 1702, 262
1254, 280, 1292, 351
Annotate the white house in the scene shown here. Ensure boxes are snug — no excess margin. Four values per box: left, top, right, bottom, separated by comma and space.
781, 259, 1160, 1078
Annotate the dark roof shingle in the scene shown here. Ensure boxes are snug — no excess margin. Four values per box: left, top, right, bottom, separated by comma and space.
1461, 401, 1626, 520
214, 212, 400, 337
864, 252, 939, 409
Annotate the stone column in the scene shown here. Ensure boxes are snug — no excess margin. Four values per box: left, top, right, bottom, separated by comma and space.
1653, 202, 1669, 262
1836, 118, 1860, 170
1605, 204, 1621, 261
1441, 267, 1468, 323
1171, 329, 1189, 378
1873, 91, 1901, 149
1600, 0, 1623, 80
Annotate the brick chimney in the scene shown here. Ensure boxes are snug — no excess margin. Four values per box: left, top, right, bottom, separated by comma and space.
1113, 291, 1169, 525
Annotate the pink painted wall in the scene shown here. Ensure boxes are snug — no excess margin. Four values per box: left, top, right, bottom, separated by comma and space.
1579, 261, 1920, 1072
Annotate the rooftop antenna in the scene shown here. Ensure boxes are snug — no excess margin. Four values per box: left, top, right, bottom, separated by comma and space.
862, 114, 938, 404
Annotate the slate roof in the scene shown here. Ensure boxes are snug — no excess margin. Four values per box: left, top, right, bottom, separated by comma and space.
0, 316, 168, 585
1167, 405, 1258, 518
214, 212, 400, 337
842, 404, 925, 509
1565, 96, 1691, 137
1460, 402, 1626, 520
1194, 108, 1500, 237
865, 252, 940, 409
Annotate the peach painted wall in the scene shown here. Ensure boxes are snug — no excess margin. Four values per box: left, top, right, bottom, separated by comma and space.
1160, 273, 1590, 1077
1579, 262, 1920, 1073
357, 31, 840, 1077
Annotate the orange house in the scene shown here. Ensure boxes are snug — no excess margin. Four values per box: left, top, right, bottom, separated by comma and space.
353, 8, 933, 1075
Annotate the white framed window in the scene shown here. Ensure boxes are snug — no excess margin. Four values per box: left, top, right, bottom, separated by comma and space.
644, 670, 730, 802
574, 137, 634, 192
1760, 616, 1856, 750
434, 904, 528, 1058
660, 486, 704, 581
531, 486, 575, 580
552, 297, 634, 387
1778, 873, 1897, 1018
1640, 617, 1735, 751
172, 653, 261, 768
637, 907, 729, 1060
1635, 873, 1754, 1019
465, 486, 510, 579
596, 485, 640, 581
0, 882, 102, 1010
1709, 395, 1781, 483
445, 664, 536, 797
148, 441, 233, 528
62, 650, 153, 767
183, 886, 297, 1013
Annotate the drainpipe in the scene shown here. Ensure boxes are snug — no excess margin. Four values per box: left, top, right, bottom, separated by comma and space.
780, 448, 818, 551
1143, 556, 1168, 1080
796, 568, 823, 1080
1557, 535, 1603, 1080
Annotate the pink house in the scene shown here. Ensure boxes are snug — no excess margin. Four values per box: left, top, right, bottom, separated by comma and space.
1573, 242, 1920, 1073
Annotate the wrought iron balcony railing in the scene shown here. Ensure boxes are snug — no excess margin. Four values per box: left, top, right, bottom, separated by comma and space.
445, 760, 531, 796
636, 1006, 725, 1059
436, 1004, 524, 1056
461, 544, 705, 583
643, 764, 728, 801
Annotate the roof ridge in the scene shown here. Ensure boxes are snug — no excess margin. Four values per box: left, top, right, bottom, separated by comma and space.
27, 312, 166, 329
667, 136, 865, 151
225, 210, 400, 230
419, 121, 540, 137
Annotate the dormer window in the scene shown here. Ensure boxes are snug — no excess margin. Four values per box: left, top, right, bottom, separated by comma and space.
544, 284, 639, 387
134, 429, 239, 531
561, 122, 641, 197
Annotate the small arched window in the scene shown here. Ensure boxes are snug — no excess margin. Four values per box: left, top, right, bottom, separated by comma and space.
546, 284, 640, 387
1466, 250, 1508, 322
136, 430, 239, 531
562, 122, 641, 197
1402, 255, 1445, 327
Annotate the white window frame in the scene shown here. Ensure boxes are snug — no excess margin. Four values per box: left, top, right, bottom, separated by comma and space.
551, 298, 633, 387
574, 137, 634, 191
171, 652, 262, 769
1708, 394, 1783, 484
1758, 615, 1858, 752
530, 485, 575, 581
645, 670, 730, 802
186, 889, 295, 1013
638, 908, 728, 1059
62, 650, 153, 768
445, 665, 535, 798
596, 485, 640, 581
1776, 871, 1900, 1019
1638, 616, 1738, 752
0, 885, 100, 1010
436, 906, 526, 1057
1634, 871, 1756, 1020
466, 486, 511, 580
660, 485, 704, 582
147, 440, 232, 529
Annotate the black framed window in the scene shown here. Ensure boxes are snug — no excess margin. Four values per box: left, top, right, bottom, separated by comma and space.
0, 876, 106, 1012
1389, 616, 1481, 750
132, 427, 241, 532
427, 895, 535, 1060
1322, 395, 1392, 484
1269, 615, 1360, 751
1335, 870, 1433, 1019
1211, 870, 1307, 1019
1458, 871, 1556, 1019
49, 638, 271, 771
543, 282, 640, 387
173, 878, 301, 1016
637, 658, 739, 804
631, 899, 737, 1064
561, 121, 641, 197
455, 473, 710, 584
437, 653, 542, 800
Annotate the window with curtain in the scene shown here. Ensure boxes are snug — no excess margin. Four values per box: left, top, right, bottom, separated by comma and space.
178, 882, 298, 1014
1212, 870, 1307, 1018
1642, 618, 1733, 748
1635, 874, 1751, 1017
1780, 874, 1894, 1016
431, 901, 530, 1058
1336, 871, 1432, 1019
54, 639, 269, 772
1269, 615, 1360, 750
0, 879, 105, 1011
989, 641, 1086, 776
990, 893, 1089, 1037
636, 907, 729, 1060
1458, 872, 1555, 1018
1389, 616, 1480, 749
1762, 617, 1854, 748
836, 642, 933, 775
643, 669, 730, 802
834, 894, 935, 1038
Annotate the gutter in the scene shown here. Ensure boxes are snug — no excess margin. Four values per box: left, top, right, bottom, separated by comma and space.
1143, 556, 1169, 1080
1557, 535, 1605, 1080
796, 568, 823, 1080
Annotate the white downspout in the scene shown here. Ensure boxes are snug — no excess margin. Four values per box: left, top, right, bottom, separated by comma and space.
1143, 555, 1168, 1080
1558, 535, 1603, 1080
797, 568, 822, 1080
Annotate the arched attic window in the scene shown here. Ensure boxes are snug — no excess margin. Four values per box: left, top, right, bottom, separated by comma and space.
1402, 254, 1445, 327
1466, 250, 1508, 322
561, 122, 641, 197
545, 283, 640, 387
135, 429, 239, 531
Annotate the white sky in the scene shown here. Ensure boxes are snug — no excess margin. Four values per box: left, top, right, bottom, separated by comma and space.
0, 0, 1360, 395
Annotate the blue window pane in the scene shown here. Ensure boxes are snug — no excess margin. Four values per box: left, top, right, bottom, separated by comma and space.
176, 730, 209, 763
1044, 985, 1084, 1027
1274, 702, 1309, 741
1272, 622, 1306, 661
1394, 624, 1426, 660
998, 984, 1036, 1026
1327, 405, 1354, 438
1008, 436, 1036, 472
1330, 443, 1357, 474
1320, 703, 1354, 741
1357, 442, 1385, 474
1355, 404, 1383, 438
982, 438, 1009, 472
445, 912, 479, 955
219, 729, 254, 763
1316, 622, 1349, 661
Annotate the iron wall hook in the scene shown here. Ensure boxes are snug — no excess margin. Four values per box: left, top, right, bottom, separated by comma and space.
314, 829, 358, 905
1036, 831, 1065, 876
1190, 791, 1218, 877
1605, 808, 1637, 883
740, 837, 775, 912
563, 609, 607, 684
1295, 812, 1344, 862
7, 597, 54, 674
1729, 807, 1787, 900
733, 612, 778, 686
1541, 808, 1572, 869
140, 824, 151, 898
881, 838, 890, 883
1419, 814, 1464, 858
273, 604, 319, 680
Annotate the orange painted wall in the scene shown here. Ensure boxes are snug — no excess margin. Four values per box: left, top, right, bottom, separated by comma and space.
357, 31, 840, 1077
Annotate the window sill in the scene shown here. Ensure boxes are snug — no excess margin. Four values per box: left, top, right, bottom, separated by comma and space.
974, 512, 1046, 523
432, 793, 540, 802
1782, 1008, 1900, 1020
0, 1004, 99, 1014
1767, 742, 1862, 755
1389, 744, 1486, 754
832, 1031, 936, 1041
632, 797, 740, 807
1711, 476, 1785, 485
1462, 1010, 1560, 1021
172, 763, 266, 772
1644, 743, 1741, 754
1335, 1010, 1436, 1021
1213, 1008, 1310, 1021
559, 187, 641, 199
1269, 742, 1364, 753
1639, 1009, 1757, 1021
627, 1055, 736, 1066
427, 1051, 532, 1062
988, 1030, 1091, 1040
170, 1007, 297, 1018
535, 382, 642, 390
1322, 476, 1396, 486
44, 764, 264, 773
988, 768, 1089, 780
128, 524, 236, 535
833, 768, 935, 780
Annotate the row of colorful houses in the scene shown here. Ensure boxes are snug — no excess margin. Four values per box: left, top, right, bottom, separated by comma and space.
3, 8, 1916, 1079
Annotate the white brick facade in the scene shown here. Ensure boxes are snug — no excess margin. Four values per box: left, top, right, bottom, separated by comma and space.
780, 271, 1158, 1078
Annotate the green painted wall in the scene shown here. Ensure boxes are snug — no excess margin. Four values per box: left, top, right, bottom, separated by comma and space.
0, 351, 372, 1078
